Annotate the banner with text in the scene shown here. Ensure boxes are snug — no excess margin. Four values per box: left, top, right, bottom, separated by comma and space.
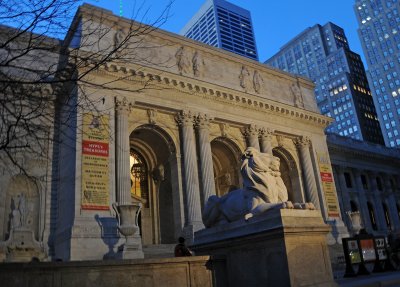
317, 152, 340, 218
81, 113, 110, 210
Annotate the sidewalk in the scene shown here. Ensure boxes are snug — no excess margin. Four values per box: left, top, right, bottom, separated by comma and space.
336, 271, 400, 287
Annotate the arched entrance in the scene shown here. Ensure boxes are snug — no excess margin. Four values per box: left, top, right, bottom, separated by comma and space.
129, 125, 179, 245
211, 137, 241, 197
272, 147, 303, 203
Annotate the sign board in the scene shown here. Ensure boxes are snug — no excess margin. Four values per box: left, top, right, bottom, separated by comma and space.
316, 152, 340, 218
375, 237, 387, 260
81, 113, 110, 210
359, 239, 376, 262
347, 239, 361, 264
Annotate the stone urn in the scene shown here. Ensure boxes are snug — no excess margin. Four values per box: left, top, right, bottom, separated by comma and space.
113, 203, 144, 259
347, 211, 363, 236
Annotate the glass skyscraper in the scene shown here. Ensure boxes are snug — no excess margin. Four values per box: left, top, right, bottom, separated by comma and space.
180, 0, 258, 60
265, 22, 384, 145
354, 0, 400, 148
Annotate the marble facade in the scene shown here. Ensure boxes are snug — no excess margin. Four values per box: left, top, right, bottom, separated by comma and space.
52, 4, 346, 261
0, 4, 350, 262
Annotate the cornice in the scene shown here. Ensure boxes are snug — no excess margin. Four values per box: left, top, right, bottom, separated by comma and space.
81, 61, 332, 128
328, 143, 400, 164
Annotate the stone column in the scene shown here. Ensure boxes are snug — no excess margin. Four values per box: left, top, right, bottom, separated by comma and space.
334, 166, 352, 226
383, 174, 400, 230
195, 114, 216, 206
242, 124, 260, 151
175, 111, 204, 237
260, 127, 274, 154
115, 97, 133, 205
294, 136, 320, 210
350, 169, 372, 231
368, 171, 388, 231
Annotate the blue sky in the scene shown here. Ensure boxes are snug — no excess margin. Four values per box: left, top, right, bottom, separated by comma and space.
86, 0, 364, 64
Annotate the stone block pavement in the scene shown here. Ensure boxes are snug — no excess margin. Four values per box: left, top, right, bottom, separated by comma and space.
336, 271, 400, 286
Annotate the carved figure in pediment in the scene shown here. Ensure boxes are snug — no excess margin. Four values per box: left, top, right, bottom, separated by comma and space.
239, 66, 251, 92
219, 123, 230, 137
147, 109, 157, 124
253, 70, 264, 93
114, 28, 126, 49
291, 82, 304, 108
175, 46, 191, 75
192, 51, 205, 77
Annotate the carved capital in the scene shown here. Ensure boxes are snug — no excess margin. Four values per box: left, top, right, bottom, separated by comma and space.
195, 113, 212, 130
115, 97, 133, 114
260, 128, 274, 143
241, 124, 260, 137
294, 136, 311, 148
175, 110, 195, 127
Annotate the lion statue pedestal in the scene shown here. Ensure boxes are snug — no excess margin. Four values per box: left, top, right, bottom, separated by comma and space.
193, 208, 336, 287
193, 148, 336, 286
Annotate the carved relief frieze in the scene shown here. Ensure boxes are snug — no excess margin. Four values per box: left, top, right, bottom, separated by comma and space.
95, 66, 331, 128
253, 70, 264, 94
239, 66, 264, 94
114, 27, 127, 50
175, 47, 206, 77
239, 65, 251, 92
291, 82, 304, 108
192, 51, 205, 77
175, 46, 191, 75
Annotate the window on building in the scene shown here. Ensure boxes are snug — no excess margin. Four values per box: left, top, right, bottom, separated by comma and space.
367, 202, 378, 230
383, 203, 392, 230
390, 179, 396, 192
344, 172, 353, 188
361, 175, 368, 189
350, 200, 358, 212
377, 177, 383, 191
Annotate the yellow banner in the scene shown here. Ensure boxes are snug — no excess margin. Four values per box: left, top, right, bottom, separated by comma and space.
81, 113, 110, 210
317, 152, 340, 218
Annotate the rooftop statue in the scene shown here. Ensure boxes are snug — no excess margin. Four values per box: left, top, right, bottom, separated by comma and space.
202, 147, 314, 227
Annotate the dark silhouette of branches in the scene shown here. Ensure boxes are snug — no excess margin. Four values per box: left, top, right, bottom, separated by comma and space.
0, 0, 173, 176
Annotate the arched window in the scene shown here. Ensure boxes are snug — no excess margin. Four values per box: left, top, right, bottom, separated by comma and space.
130, 150, 149, 205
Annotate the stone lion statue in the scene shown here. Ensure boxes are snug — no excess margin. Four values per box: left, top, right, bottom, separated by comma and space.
202, 147, 313, 228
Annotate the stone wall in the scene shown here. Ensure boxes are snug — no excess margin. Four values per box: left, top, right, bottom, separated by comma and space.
0, 256, 225, 287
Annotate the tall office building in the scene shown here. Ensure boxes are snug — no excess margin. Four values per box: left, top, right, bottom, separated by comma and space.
180, 0, 258, 60
354, 0, 400, 148
265, 22, 384, 145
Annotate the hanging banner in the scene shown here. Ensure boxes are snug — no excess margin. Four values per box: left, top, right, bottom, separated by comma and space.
317, 152, 340, 218
81, 113, 110, 210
